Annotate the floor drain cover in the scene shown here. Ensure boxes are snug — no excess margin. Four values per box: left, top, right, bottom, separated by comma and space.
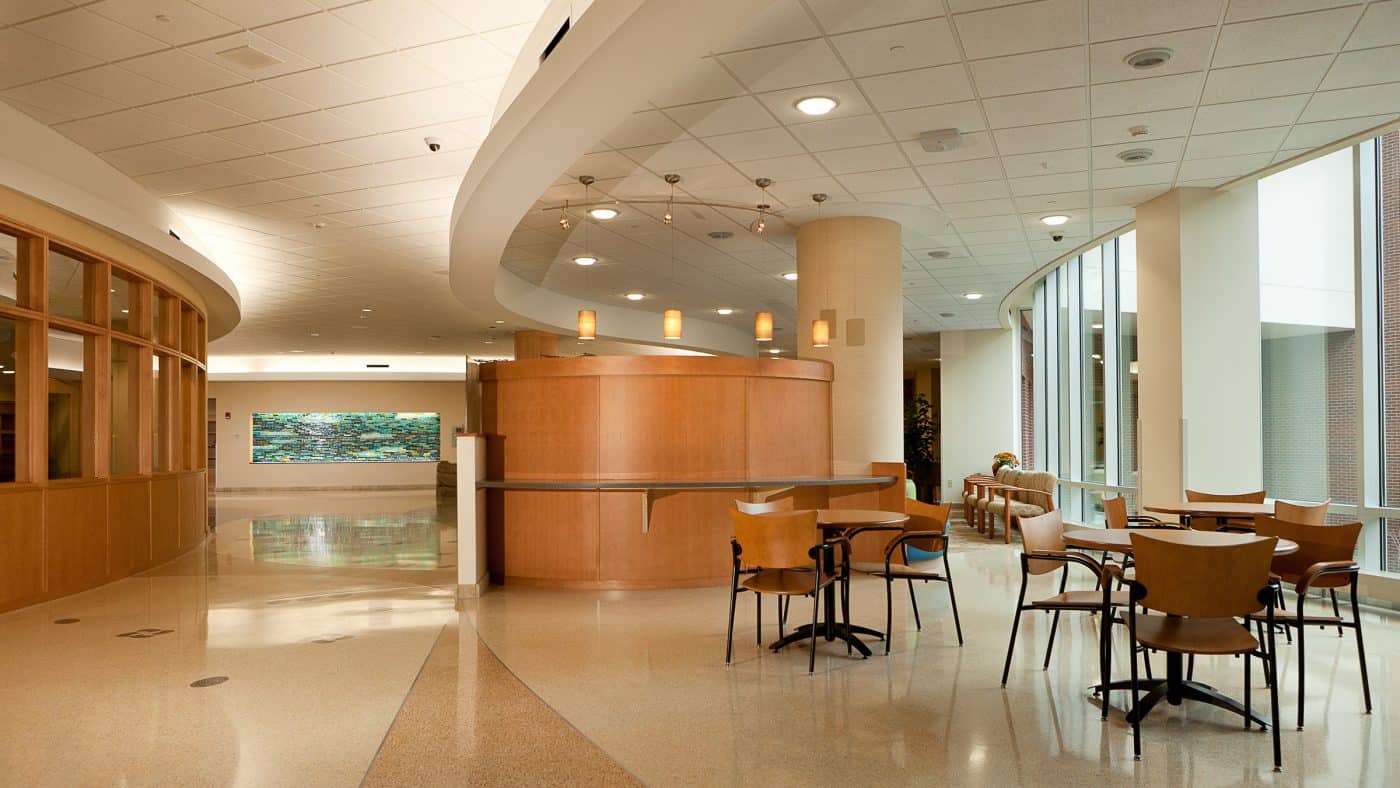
189, 676, 228, 688
53, 618, 80, 624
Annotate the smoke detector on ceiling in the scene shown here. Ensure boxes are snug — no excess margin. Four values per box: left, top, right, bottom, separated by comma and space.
918, 128, 963, 153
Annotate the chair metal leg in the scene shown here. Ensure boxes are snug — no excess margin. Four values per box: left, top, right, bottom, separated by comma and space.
1296, 603, 1306, 730
755, 591, 762, 646
725, 565, 739, 665
945, 553, 964, 646
1244, 643, 1252, 730
907, 578, 922, 631
1255, 620, 1271, 689
1351, 582, 1373, 714
778, 596, 785, 639
1187, 653, 1195, 681
1001, 575, 1028, 686
1268, 615, 1282, 772
1098, 600, 1111, 721
884, 575, 894, 655
1129, 608, 1141, 761
1043, 568, 1068, 670
808, 585, 820, 675
1330, 589, 1344, 637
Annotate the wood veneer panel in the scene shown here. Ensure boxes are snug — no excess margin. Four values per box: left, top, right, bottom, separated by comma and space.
499, 490, 598, 582
482, 355, 832, 381
0, 489, 44, 610
512, 330, 559, 359
829, 462, 907, 562
746, 377, 832, 478
598, 490, 732, 584
178, 470, 204, 550
597, 375, 745, 480
108, 479, 151, 577
151, 476, 180, 563
487, 377, 599, 480
45, 482, 107, 598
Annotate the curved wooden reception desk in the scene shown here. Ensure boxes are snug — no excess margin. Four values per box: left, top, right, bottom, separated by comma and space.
480, 356, 905, 589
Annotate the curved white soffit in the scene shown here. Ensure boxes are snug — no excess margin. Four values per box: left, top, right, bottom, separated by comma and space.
0, 102, 241, 339
449, 0, 760, 356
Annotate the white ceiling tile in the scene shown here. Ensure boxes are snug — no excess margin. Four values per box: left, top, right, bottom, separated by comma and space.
917, 157, 1005, 185
405, 36, 515, 82
1000, 148, 1089, 178
123, 49, 247, 94
1282, 113, 1399, 148
567, 150, 640, 180
982, 87, 1087, 129
1299, 82, 1400, 123
333, 0, 470, 49
814, 143, 909, 174
101, 142, 205, 176
1192, 94, 1309, 134
704, 127, 804, 162
839, 167, 923, 194
1089, 0, 1224, 40
1091, 72, 1202, 116
1227, 0, 1363, 23
265, 68, 382, 108
1009, 171, 1090, 196
883, 101, 986, 140
202, 82, 314, 120
224, 154, 312, 182
649, 58, 747, 107
900, 132, 997, 164
664, 97, 777, 138
858, 65, 973, 113
0, 0, 71, 26
1090, 162, 1177, 188
857, 186, 936, 204
719, 39, 848, 93
1175, 151, 1274, 181
0, 27, 101, 89
621, 139, 725, 171
258, 11, 393, 66
184, 33, 320, 81
1323, 45, 1400, 91
89, 0, 238, 45
755, 80, 872, 123
930, 179, 1011, 203
1088, 27, 1216, 83
330, 51, 453, 97
162, 132, 257, 162
424, 0, 546, 33
732, 153, 829, 182
831, 18, 959, 77
266, 110, 367, 144
1090, 108, 1196, 144
788, 113, 893, 151
1014, 191, 1090, 212
1184, 126, 1288, 158
273, 144, 365, 171
214, 122, 315, 154
969, 47, 1085, 98
54, 108, 195, 151
1212, 6, 1362, 68
189, 0, 320, 27
764, 175, 851, 205
715, 0, 821, 51
1, 81, 122, 123
1201, 56, 1331, 103
20, 8, 166, 61
805, 0, 940, 34
478, 22, 534, 56
1091, 137, 1186, 169
992, 120, 1088, 154
1345, 0, 1400, 49
142, 96, 254, 132
603, 111, 687, 149
198, 179, 311, 207
953, 0, 1086, 60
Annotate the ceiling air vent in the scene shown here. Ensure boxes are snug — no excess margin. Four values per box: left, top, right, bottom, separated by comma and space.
707, 230, 734, 239
1117, 148, 1154, 163
1124, 48, 1172, 70
216, 44, 284, 70
366, 363, 389, 369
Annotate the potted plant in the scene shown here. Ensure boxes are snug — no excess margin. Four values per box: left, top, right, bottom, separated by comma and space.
904, 393, 939, 501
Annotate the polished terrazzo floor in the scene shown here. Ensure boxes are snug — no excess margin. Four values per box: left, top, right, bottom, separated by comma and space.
2, 492, 1397, 786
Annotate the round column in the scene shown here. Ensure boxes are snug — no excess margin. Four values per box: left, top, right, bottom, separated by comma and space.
796, 215, 903, 475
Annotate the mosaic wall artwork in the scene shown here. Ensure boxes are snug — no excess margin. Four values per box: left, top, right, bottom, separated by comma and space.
251, 412, 441, 464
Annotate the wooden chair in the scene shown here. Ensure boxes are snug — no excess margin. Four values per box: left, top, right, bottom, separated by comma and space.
1104, 495, 1176, 530
848, 500, 962, 653
1185, 488, 1266, 531
733, 497, 798, 635
1125, 532, 1282, 770
1273, 499, 1329, 525
1248, 515, 1371, 730
962, 473, 999, 530
1001, 511, 1128, 719
726, 509, 843, 673
734, 498, 793, 514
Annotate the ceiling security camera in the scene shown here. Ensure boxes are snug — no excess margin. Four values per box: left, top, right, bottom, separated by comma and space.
424, 136, 443, 152
1051, 232, 1065, 242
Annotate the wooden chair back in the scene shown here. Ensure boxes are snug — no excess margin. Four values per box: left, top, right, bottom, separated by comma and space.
1185, 489, 1266, 503
1104, 495, 1128, 529
1129, 533, 1277, 618
730, 509, 819, 570
734, 497, 794, 514
1273, 499, 1329, 525
903, 499, 952, 553
1017, 510, 1066, 575
1252, 515, 1361, 588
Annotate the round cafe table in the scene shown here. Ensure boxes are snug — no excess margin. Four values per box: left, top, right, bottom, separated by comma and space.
1063, 527, 1295, 728
767, 509, 908, 658
1143, 501, 1276, 530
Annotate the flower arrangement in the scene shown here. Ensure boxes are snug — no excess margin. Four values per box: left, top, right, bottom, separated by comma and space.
992, 452, 1019, 474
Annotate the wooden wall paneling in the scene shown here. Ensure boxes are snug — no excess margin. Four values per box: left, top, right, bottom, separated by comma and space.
482, 355, 832, 382
155, 353, 176, 472
151, 476, 181, 563
828, 462, 907, 563
108, 479, 152, 577
83, 253, 110, 328
45, 482, 108, 598
491, 376, 600, 480
597, 375, 746, 480
498, 490, 599, 583
16, 316, 46, 482
0, 489, 45, 611
132, 277, 153, 340
512, 330, 559, 359
85, 333, 110, 479
598, 490, 732, 586
16, 234, 45, 310
135, 345, 152, 474
746, 377, 832, 478
179, 470, 204, 549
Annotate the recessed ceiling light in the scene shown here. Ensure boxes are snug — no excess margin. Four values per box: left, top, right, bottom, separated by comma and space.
494, 319, 505, 324
588, 207, 618, 220
120, 309, 129, 314
2, 370, 14, 375
768, 348, 781, 354
782, 272, 798, 281
309, 332, 320, 337
624, 292, 645, 301
1091, 353, 1102, 360
289, 349, 304, 353
716, 307, 734, 315
1040, 215, 1070, 226
1124, 48, 1173, 69
795, 96, 838, 116
360, 308, 372, 312
573, 255, 598, 266
1117, 148, 1154, 163
963, 292, 983, 301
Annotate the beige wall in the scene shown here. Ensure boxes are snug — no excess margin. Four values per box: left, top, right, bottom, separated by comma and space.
939, 329, 1017, 499
208, 380, 465, 490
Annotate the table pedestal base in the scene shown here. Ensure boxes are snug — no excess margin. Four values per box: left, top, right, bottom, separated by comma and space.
1094, 652, 1271, 729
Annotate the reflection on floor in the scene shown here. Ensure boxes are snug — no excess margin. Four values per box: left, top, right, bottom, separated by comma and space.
2, 492, 1398, 786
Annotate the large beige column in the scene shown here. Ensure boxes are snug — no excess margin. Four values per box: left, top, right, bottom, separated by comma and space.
796, 215, 903, 474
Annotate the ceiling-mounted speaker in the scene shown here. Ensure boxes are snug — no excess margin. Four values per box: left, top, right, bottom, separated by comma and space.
918, 128, 963, 153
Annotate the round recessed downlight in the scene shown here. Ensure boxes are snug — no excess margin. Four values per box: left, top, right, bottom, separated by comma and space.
768, 348, 781, 354
782, 272, 798, 281
1124, 48, 1173, 70
795, 96, 838, 116
716, 307, 734, 315
588, 207, 618, 220
573, 255, 598, 266
624, 292, 645, 301
927, 250, 951, 259
1117, 148, 1154, 163
963, 292, 984, 301
1040, 215, 1070, 226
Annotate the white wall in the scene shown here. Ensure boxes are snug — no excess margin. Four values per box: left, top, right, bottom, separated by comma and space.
1258, 148, 1355, 329
939, 329, 1017, 499
209, 380, 465, 490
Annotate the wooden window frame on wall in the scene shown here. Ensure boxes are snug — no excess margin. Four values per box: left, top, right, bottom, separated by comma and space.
0, 215, 208, 488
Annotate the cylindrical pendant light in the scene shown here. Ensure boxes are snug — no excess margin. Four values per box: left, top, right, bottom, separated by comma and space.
577, 309, 596, 340
811, 318, 830, 348
754, 311, 773, 342
663, 309, 683, 340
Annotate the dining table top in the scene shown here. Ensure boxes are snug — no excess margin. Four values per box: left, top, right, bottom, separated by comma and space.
812, 509, 909, 528
1143, 501, 1276, 518
1063, 527, 1298, 555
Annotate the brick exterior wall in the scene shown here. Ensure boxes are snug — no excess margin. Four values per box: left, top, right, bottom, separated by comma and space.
1382, 132, 1400, 568
1020, 309, 1035, 469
